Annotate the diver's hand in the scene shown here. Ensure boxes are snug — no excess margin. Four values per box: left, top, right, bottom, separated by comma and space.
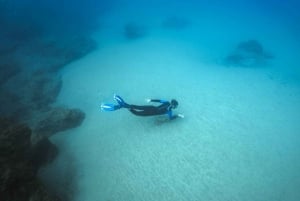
177, 114, 184, 118
145, 98, 151, 103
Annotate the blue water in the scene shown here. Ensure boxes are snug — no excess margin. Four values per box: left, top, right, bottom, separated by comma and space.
2, 0, 300, 201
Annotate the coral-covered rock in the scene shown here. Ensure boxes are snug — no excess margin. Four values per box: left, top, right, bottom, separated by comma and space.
33, 107, 85, 139
224, 40, 273, 67
0, 118, 61, 201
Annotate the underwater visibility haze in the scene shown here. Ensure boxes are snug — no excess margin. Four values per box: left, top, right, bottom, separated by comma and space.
1, 0, 300, 201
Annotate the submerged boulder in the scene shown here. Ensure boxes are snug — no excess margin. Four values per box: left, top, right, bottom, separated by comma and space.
224, 39, 273, 67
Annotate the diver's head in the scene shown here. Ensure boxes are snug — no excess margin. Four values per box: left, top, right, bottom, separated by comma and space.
170, 99, 178, 109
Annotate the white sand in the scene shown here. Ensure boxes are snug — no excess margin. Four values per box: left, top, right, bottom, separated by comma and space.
49, 2, 300, 201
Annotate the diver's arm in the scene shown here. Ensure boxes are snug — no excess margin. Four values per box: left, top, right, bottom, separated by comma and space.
167, 110, 178, 120
177, 114, 184, 118
167, 110, 184, 120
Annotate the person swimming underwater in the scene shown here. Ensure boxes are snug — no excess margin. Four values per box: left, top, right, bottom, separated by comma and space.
101, 94, 184, 120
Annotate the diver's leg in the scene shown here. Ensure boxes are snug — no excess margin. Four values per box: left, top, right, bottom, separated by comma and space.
129, 109, 150, 116
129, 105, 156, 110
129, 106, 157, 116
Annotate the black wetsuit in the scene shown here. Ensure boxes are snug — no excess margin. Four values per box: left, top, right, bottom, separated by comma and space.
128, 99, 177, 119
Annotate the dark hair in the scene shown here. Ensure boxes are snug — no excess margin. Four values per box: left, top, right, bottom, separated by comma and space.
171, 99, 178, 108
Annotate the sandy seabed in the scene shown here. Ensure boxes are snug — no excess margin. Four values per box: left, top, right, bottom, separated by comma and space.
53, 7, 300, 200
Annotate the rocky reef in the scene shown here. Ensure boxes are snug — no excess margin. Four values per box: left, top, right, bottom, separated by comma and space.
0, 30, 94, 123
0, 38, 88, 201
0, 1, 105, 200
0, 118, 60, 201
0, 56, 86, 201
224, 39, 273, 67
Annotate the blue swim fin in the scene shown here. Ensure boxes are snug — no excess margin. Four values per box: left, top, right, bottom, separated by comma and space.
114, 94, 129, 108
101, 103, 118, 111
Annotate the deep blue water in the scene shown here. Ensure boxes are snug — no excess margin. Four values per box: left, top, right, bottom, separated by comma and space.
2, 0, 299, 73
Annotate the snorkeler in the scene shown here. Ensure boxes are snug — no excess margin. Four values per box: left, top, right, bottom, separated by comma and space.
101, 94, 184, 120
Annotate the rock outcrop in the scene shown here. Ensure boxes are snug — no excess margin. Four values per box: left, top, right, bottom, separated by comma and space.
32, 107, 85, 141
224, 40, 273, 67
0, 2, 101, 200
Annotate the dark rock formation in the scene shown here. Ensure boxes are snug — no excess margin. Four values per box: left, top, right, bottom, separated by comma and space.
0, 88, 23, 120
29, 181, 62, 201
25, 71, 62, 111
0, 118, 61, 201
0, 3, 97, 200
0, 70, 63, 121
0, 33, 96, 121
30, 137, 59, 168
124, 23, 147, 39
224, 40, 273, 67
162, 16, 189, 29
0, 11, 97, 121
33, 107, 85, 139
